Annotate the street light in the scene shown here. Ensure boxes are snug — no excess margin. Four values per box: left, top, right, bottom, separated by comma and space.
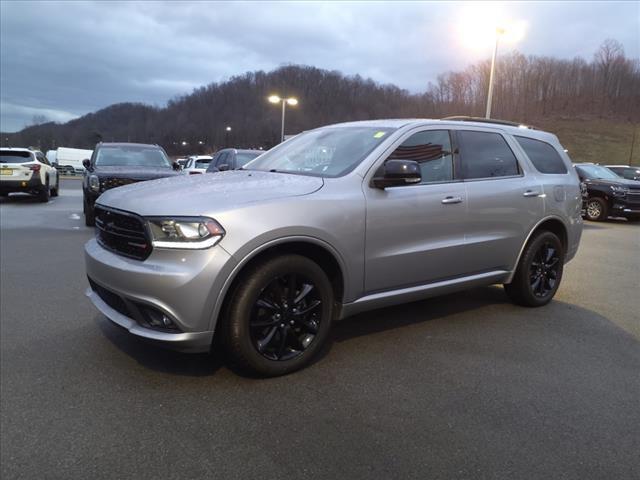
485, 27, 505, 119
268, 95, 298, 142
225, 126, 232, 147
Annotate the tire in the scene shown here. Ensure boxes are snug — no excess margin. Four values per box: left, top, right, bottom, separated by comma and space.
504, 231, 564, 307
50, 175, 59, 197
585, 197, 608, 221
84, 196, 95, 226
38, 177, 50, 203
222, 254, 334, 377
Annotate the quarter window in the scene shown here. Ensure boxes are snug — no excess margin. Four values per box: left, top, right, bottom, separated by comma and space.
458, 131, 519, 179
388, 130, 453, 184
514, 136, 567, 174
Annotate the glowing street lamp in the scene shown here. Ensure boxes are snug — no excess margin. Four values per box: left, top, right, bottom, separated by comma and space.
268, 95, 298, 142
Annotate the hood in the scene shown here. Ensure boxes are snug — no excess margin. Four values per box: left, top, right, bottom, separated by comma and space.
586, 178, 640, 189
96, 170, 324, 216
93, 165, 180, 180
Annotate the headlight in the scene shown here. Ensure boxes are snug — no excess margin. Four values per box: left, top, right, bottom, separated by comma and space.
146, 217, 225, 249
610, 185, 628, 196
89, 174, 100, 192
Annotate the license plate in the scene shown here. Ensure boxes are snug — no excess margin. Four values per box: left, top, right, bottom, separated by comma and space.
0, 169, 13, 175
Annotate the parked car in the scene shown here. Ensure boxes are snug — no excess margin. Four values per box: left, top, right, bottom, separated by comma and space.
605, 165, 640, 181
182, 155, 213, 174
0, 148, 59, 201
574, 163, 640, 222
85, 118, 583, 376
82, 142, 181, 226
206, 148, 263, 172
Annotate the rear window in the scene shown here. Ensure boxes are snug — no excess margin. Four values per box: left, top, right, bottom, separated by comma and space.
458, 131, 519, 179
194, 159, 212, 169
514, 136, 567, 174
0, 151, 33, 163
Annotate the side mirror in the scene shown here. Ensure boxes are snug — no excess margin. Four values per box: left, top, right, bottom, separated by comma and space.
82, 159, 92, 171
172, 162, 182, 171
372, 160, 421, 189
218, 164, 230, 172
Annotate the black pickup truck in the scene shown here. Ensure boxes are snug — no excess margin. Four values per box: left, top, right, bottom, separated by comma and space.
574, 163, 640, 222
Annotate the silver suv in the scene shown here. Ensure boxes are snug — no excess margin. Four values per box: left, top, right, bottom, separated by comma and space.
85, 118, 583, 376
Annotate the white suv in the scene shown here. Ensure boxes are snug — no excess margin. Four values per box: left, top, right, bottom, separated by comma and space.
182, 155, 213, 175
0, 148, 59, 202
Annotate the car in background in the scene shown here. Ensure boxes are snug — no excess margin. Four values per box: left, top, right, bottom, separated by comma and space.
182, 155, 213, 174
605, 165, 640, 181
0, 148, 59, 202
82, 142, 181, 226
85, 118, 583, 376
55, 147, 94, 175
206, 148, 262, 172
574, 163, 640, 222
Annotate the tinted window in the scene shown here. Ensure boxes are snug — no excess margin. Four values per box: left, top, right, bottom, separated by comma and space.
95, 146, 171, 168
216, 152, 230, 167
0, 151, 32, 163
514, 136, 567, 174
458, 131, 519, 179
236, 152, 261, 167
388, 130, 453, 183
194, 158, 212, 169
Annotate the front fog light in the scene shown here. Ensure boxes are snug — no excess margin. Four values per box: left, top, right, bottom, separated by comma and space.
140, 306, 180, 331
147, 217, 225, 249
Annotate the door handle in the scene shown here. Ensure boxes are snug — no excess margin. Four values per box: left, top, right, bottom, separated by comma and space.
523, 190, 542, 197
441, 196, 462, 204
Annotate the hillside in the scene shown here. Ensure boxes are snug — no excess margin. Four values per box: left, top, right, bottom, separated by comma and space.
3, 40, 638, 164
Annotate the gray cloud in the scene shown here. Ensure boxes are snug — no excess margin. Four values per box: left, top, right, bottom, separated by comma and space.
1, 0, 638, 132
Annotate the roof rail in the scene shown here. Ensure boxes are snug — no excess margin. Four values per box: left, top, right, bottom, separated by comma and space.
441, 116, 537, 130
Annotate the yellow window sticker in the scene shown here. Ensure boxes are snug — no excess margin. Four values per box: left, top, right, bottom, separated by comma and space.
373, 131, 386, 138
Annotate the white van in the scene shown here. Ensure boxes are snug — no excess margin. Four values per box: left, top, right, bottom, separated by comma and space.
55, 147, 93, 175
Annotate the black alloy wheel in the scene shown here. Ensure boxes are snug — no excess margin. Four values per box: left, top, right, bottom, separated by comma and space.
250, 273, 322, 361
504, 230, 564, 307
528, 241, 561, 298
223, 254, 334, 376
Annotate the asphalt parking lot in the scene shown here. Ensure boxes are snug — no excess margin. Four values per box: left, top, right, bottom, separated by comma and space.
1, 179, 639, 479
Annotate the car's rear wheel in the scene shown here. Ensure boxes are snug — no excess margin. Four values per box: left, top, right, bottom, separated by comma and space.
51, 175, 59, 197
585, 197, 607, 221
222, 254, 334, 376
38, 177, 50, 203
504, 231, 564, 307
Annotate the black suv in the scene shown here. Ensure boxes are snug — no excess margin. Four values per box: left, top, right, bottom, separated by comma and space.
574, 163, 640, 222
82, 143, 180, 226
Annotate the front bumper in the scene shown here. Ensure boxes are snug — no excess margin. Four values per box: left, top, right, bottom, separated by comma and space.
85, 238, 237, 352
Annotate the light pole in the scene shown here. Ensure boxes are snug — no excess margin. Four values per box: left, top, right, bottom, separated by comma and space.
268, 95, 298, 142
485, 27, 505, 119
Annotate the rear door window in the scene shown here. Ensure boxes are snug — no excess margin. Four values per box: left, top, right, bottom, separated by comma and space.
458, 131, 519, 179
514, 136, 567, 174
387, 130, 454, 184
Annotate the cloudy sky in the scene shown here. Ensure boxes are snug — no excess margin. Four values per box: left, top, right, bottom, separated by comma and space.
1, 0, 638, 132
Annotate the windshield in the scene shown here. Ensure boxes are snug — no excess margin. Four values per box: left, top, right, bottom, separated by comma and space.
576, 164, 620, 180
245, 126, 396, 177
95, 146, 172, 168
0, 151, 33, 163
236, 152, 261, 167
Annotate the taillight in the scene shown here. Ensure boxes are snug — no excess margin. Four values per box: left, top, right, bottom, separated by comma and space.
28, 164, 41, 173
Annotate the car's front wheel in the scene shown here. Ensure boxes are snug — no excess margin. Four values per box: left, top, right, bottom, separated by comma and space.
504, 231, 564, 307
222, 254, 334, 376
84, 195, 95, 226
585, 197, 607, 221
